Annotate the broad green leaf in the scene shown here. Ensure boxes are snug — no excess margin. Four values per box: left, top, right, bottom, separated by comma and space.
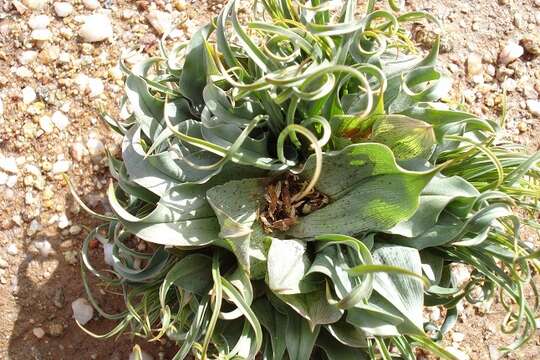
206, 178, 267, 275
317, 329, 368, 360
371, 115, 436, 160
285, 310, 320, 360
252, 298, 287, 360
125, 75, 164, 141
371, 244, 424, 333
160, 254, 212, 307
287, 143, 439, 238
266, 238, 310, 294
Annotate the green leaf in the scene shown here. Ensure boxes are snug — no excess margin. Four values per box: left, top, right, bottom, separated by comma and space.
371, 115, 436, 160
287, 143, 440, 238
318, 329, 368, 360
252, 298, 287, 360
285, 310, 320, 360
266, 238, 311, 294
371, 244, 424, 333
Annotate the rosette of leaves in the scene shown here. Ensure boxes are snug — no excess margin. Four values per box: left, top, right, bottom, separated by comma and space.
70, 0, 540, 359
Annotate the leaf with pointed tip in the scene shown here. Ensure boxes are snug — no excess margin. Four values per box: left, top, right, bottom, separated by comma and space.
285, 309, 320, 360
371, 115, 436, 160
287, 143, 440, 239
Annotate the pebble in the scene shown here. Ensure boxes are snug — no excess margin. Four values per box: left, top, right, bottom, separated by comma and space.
31, 28, 53, 41
27, 219, 42, 236
0, 257, 8, 269
0, 156, 18, 174
86, 136, 104, 157
47, 322, 64, 337
526, 99, 540, 117
498, 42, 524, 65
174, 0, 187, 11
451, 264, 470, 288
71, 298, 94, 325
32, 327, 45, 339
452, 332, 465, 343
521, 35, 540, 56
466, 53, 482, 77
15, 66, 32, 78
18, 50, 38, 65
76, 74, 104, 97
39, 115, 54, 133
57, 213, 70, 229
51, 160, 71, 174
22, 0, 48, 10
70, 142, 88, 161
79, 15, 113, 42
501, 78, 517, 92
28, 15, 50, 30
33, 239, 53, 257
147, 10, 172, 34
82, 0, 100, 10
6, 175, 17, 188
53, 2, 74, 17
22, 86, 37, 105
51, 111, 69, 130
0, 172, 8, 185
7, 244, 18, 256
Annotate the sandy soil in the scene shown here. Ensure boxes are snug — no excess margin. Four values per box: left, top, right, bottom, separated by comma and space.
0, 0, 538, 359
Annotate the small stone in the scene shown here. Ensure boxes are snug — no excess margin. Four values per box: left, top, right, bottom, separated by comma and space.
63, 250, 78, 265
32, 327, 45, 339
27, 219, 42, 236
6, 175, 17, 188
39, 45, 60, 64
28, 15, 50, 30
86, 136, 104, 157
79, 15, 113, 43
51, 160, 71, 174
53, 287, 65, 309
18, 50, 38, 65
47, 322, 64, 337
51, 111, 69, 130
174, 0, 186, 11
82, 0, 100, 10
0, 156, 18, 174
39, 116, 54, 133
501, 78, 517, 92
452, 332, 465, 343
7, 244, 18, 256
33, 239, 53, 257
69, 225, 82, 235
72, 298, 94, 325
451, 264, 470, 288
521, 35, 540, 56
15, 66, 32, 78
430, 307, 441, 321
498, 42, 524, 65
517, 121, 528, 132
147, 10, 172, 34
31, 29, 53, 41
57, 213, 70, 229
53, 2, 73, 17
13, 0, 28, 14
0, 172, 7, 185
0, 257, 8, 269
466, 53, 482, 77
22, 86, 37, 105
22, 0, 48, 10
526, 99, 540, 117
70, 142, 88, 161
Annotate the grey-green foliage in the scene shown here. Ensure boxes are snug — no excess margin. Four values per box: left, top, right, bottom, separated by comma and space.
73, 0, 540, 359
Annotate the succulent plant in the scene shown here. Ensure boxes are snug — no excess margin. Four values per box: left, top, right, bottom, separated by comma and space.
70, 0, 540, 359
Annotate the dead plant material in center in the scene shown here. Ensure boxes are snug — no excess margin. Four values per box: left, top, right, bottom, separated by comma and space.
259, 172, 329, 233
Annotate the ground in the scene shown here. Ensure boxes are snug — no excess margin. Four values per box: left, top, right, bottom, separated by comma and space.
0, 0, 538, 359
